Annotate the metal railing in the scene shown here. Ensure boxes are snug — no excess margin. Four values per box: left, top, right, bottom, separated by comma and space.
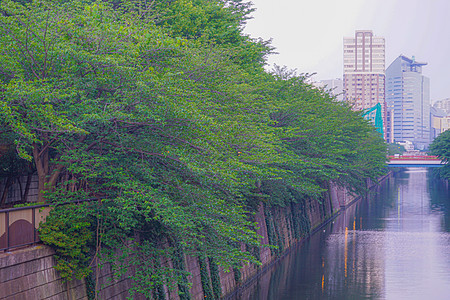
388, 155, 441, 160
0, 199, 97, 252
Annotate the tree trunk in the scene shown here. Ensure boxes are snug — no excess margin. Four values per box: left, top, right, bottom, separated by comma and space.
32, 142, 64, 202
33, 142, 49, 203
0, 177, 13, 206
21, 173, 33, 203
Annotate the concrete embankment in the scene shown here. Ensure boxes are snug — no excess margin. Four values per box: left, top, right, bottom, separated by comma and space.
0, 246, 86, 300
0, 175, 389, 300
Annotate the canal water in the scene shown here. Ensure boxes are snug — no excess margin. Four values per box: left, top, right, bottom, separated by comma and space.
234, 168, 450, 300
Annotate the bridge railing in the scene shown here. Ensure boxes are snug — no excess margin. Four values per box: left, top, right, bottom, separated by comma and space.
0, 199, 96, 252
388, 155, 441, 160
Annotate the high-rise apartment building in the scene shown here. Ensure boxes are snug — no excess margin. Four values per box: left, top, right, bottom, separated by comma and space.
385, 55, 431, 150
343, 30, 386, 137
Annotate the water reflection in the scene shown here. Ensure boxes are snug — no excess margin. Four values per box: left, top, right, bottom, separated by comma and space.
233, 168, 450, 300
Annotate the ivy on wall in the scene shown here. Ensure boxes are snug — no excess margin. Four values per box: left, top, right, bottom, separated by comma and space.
208, 257, 222, 299
233, 267, 242, 285
264, 205, 279, 256
290, 201, 311, 239
172, 243, 191, 300
85, 270, 96, 300
198, 255, 214, 299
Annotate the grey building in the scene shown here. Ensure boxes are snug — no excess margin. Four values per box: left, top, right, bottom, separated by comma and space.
386, 55, 431, 150
433, 98, 450, 115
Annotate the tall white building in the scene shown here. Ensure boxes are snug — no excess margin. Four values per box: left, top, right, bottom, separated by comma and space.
343, 30, 386, 137
386, 55, 431, 150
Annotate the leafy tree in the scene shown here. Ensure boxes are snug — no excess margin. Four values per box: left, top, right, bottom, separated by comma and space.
388, 142, 406, 156
0, 0, 388, 296
0, 0, 267, 286
256, 69, 387, 202
429, 130, 450, 180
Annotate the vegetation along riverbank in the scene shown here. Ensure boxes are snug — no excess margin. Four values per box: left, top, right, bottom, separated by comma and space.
0, 0, 390, 299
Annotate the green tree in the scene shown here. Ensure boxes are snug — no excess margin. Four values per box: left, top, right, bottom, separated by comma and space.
0, 0, 388, 296
429, 130, 450, 180
387, 143, 406, 156
0, 0, 267, 287
256, 69, 387, 203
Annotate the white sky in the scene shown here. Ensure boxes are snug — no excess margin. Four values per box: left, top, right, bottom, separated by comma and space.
243, 0, 450, 102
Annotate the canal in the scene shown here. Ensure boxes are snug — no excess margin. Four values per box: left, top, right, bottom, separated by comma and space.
233, 168, 450, 300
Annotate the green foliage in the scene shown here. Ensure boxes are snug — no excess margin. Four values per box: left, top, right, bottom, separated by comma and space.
128, 240, 183, 299
1, 0, 388, 295
171, 243, 191, 300
233, 267, 241, 284
208, 257, 222, 299
290, 201, 310, 239
198, 255, 214, 299
38, 203, 94, 281
85, 272, 96, 300
430, 130, 450, 180
0, 137, 34, 178
264, 206, 280, 256
388, 143, 406, 156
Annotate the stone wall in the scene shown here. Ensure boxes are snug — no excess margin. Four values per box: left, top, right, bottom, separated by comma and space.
0, 246, 86, 300
90, 258, 146, 300
198, 184, 344, 299
0, 177, 388, 300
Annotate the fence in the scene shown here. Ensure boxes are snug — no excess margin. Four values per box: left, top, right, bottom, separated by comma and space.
0, 199, 96, 252
0, 204, 51, 251
0, 174, 39, 206
388, 155, 441, 160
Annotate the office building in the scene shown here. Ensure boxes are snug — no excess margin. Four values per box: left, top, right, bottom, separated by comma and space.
343, 30, 386, 137
385, 55, 431, 149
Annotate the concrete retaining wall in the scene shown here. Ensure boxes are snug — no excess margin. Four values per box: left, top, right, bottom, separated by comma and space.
0, 246, 86, 300
0, 178, 386, 299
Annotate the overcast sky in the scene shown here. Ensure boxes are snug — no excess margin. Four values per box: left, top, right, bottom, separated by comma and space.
243, 0, 450, 102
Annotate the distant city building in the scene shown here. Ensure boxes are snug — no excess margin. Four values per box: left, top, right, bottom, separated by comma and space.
343, 30, 386, 138
318, 78, 344, 101
431, 106, 450, 139
398, 140, 414, 152
385, 55, 431, 150
433, 98, 450, 115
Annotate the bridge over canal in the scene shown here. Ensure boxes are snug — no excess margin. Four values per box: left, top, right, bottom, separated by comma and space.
387, 155, 447, 168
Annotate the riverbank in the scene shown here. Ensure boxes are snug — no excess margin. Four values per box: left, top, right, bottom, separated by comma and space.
232, 168, 450, 299
222, 172, 392, 299
0, 174, 390, 300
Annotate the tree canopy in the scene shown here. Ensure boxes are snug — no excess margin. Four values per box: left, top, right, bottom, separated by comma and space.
0, 0, 387, 297
430, 129, 450, 180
